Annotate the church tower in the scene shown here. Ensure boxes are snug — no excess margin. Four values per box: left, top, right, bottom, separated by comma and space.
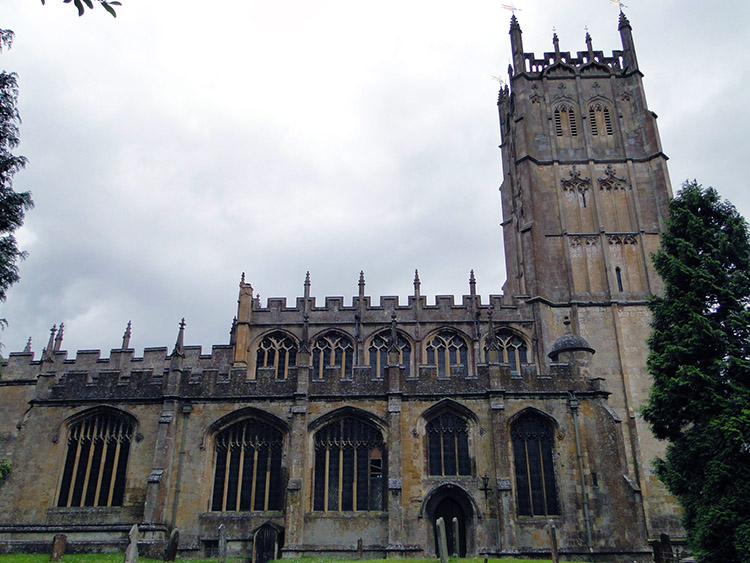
498, 12, 680, 536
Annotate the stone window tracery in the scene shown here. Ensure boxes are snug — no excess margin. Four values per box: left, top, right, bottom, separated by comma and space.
211, 419, 284, 512
312, 332, 353, 380
588, 102, 614, 136
485, 329, 529, 374
367, 331, 411, 379
256, 331, 297, 380
313, 417, 385, 512
426, 412, 471, 476
511, 412, 559, 516
57, 411, 134, 508
425, 329, 469, 378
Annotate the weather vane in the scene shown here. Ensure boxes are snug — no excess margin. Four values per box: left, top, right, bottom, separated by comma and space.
609, 0, 628, 10
491, 75, 505, 88
501, 4, 522, 15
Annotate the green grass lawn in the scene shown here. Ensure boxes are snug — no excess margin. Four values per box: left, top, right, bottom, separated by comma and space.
0, 556, 585, 563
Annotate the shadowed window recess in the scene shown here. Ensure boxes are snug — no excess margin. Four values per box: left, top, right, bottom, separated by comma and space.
511, 412, 559, 516
211, 419, 284, 512
57, 411, 134, 508
313, 417, 385, 511
427, 412, 471, 476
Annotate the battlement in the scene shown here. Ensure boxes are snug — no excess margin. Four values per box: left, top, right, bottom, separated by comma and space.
254, 293, 510, 313
519, 49, 625, 76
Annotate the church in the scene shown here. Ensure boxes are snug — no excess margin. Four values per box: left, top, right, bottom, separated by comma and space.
0, 12, 681, 561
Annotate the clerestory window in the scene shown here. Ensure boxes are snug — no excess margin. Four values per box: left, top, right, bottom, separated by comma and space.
57, 410, 134, 508
256, 332, 297, 380
368, 331, 411, 379
312, 332, 354, 380
425, 329, 469, 378
313, 417, 385, 512
485, 329, 529, 374
211, 418, 284, 512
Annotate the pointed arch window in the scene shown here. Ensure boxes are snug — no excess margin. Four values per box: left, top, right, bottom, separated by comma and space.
57, 411, 134, 508
211, 419, 284, 512
427, 412, 471, 476
312, 332, 354, 380
511, 412, 559, 516
256, 332, 297, 380
554, 104, 578, 137
588, 102, 614, 136
425, 329, 469, 378
485, 329, 529, 374
368, 331, 411, 379
313, 417, 385, 512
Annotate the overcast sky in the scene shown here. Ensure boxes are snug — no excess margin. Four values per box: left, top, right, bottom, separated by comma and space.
1, 0, 748, 357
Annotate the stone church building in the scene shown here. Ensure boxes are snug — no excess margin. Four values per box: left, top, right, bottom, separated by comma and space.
0, 12, 681, 561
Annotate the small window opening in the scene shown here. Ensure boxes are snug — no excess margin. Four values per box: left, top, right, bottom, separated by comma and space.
615, 267, 624, 292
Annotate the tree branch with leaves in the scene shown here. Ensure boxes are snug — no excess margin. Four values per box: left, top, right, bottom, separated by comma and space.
40, 0, 122, 18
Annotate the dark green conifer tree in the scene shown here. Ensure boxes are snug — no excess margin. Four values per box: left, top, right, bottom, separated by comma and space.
644, 181, 750, 563
0, 31, 33, 306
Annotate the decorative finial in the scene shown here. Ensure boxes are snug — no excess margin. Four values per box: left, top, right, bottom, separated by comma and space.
53, 323, 64, 352
172, 318, 186, 358
388, 312, 399, 354
23, 337, 32, 353
469, 270, 477, 297
42, 325, 57, 362
486, 307, 500, 352
304, 271, 311, 301
122, 320, 132, 349
240, 272, 247, 286
413, 269, 421, 297
305, 271, 311, 286
585, 28, 594, 55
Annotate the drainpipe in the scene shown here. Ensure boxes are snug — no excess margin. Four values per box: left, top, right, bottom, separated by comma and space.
568, 392, 593, 553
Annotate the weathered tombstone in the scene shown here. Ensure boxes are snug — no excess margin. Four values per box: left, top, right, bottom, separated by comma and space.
436, 517, 448, 563
549, 523, 559, 563
357, 538, 363, 560
661, 533, 674, 563
124, 524, 139, 563
164, 528, 179, 562
451, 517, 460, 557
50, 533, 67, 562
218, 523, 227, 563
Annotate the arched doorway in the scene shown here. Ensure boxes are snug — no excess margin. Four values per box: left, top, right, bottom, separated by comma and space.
433, 497, 467, 556
424, 484, 474, 557
253, 523, 283, 563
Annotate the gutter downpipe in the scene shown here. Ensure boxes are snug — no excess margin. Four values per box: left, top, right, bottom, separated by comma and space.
568, 391, 593, 553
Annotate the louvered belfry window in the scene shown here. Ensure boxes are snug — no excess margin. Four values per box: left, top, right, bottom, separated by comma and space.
57, 412, 134, 507
211, 419, 284, 512
313, 418, 384, 511
427, 412, 471, 476
511, 412, 559, 516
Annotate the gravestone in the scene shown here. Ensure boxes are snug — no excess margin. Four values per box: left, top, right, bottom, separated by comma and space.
50, 534, 67, 562
124, 524, 139, 563
218, 523, 227, 563
549, 523, 559, 563
164, 528, 179, 562
436, 517, 448, 563
451, 517, 460, 557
